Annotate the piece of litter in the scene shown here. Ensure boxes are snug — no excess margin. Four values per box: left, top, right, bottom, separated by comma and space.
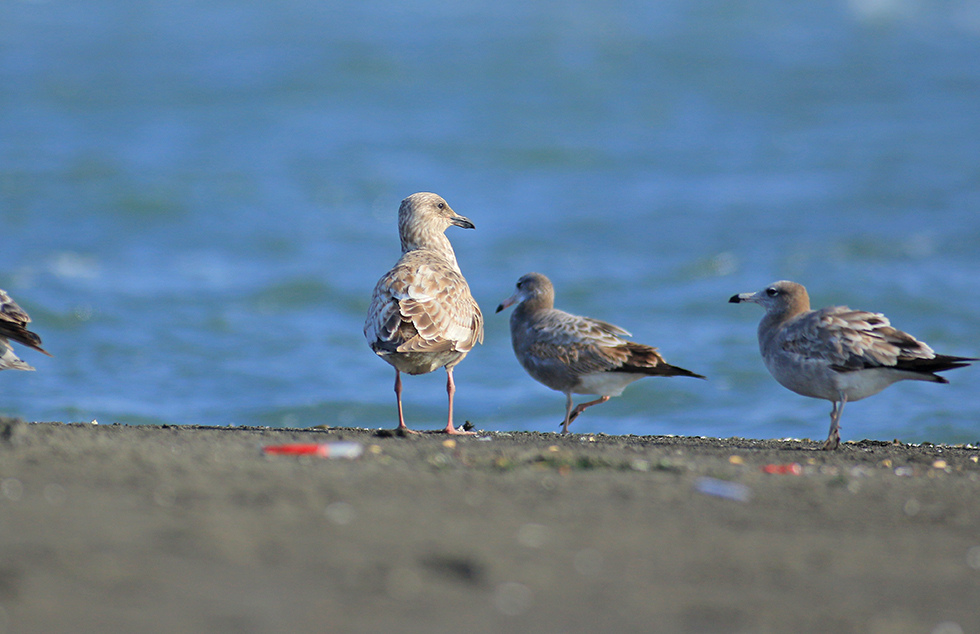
262, 442, 363, 459
762, 463, 802, 475
694, 477, 751, 502
442, 439, 457, 449
728, 455, 744, 465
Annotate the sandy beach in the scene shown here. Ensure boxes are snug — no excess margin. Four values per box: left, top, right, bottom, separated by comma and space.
1, 419, 978, 633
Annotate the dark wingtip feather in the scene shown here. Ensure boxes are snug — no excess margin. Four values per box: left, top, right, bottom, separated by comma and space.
0, 323, 51, 356
902, 354, 976, 375
620, 342, 706, 379
665, 364, 707, 380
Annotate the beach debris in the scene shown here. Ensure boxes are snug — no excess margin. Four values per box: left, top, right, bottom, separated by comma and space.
516, 523, 549, 548
493, 581, 533, 616
694, 477, 751, 502
930, 621, 964, 634
420, 554, 485, 585
966, 545, 980, 570
1, 477, 24, 502
761, 462, 802, 475
262, 441, 363, 459
728, 455, 744, 465
324, 501, 355, 525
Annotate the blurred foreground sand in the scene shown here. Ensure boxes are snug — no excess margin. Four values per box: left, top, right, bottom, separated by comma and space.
1, 420, 978, 633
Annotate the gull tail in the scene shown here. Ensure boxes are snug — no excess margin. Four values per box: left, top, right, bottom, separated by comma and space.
897, 354, 976, 383
621, 343, 706, 379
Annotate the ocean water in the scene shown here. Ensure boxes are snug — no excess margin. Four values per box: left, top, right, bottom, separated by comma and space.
2, 0, 979, 444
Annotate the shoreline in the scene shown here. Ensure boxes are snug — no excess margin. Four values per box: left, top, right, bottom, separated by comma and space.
2, 420, 979, 633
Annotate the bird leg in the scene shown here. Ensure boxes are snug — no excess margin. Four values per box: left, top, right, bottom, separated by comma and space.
392, 370, 418, 435
560, 394, 611, 434
821, 394, 847, 450
561, 394, 575, 434
442, 367, 475, 435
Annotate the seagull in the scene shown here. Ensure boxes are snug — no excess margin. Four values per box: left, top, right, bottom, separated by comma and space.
496, 272, 704, 433
730, 280, 975, 449
0, 289, 52, 371
364, 193, 484, 435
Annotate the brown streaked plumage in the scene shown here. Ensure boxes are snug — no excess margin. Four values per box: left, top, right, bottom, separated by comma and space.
496, 272, 704, 434
364, 192, 484, 435
0, 289, 52, 372
730, 280, 975, 449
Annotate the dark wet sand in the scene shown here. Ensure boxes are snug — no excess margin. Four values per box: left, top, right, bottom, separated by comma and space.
1, 419, 978, 633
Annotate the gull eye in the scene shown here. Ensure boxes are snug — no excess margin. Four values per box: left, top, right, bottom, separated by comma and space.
766, 287, 779, 297
437, 202, 446, 209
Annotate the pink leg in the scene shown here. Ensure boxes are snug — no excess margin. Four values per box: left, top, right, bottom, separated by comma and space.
821, 394, 847, 450
442, 367, 475, 435
560, 395, 611, 433
561, 394, 575, 434
393, 370, 417, 434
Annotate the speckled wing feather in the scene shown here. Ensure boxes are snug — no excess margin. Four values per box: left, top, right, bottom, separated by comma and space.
780, 306, 934, 371
522, 309, 635, 376
365, 251, 483, 355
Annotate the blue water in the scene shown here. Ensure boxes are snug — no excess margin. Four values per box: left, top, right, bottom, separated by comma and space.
2, 0, 979, 443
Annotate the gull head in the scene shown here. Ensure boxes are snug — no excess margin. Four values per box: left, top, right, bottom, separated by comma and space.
729, 280, 811, 318
398, 192, 474, 253
496, 272, 554, 313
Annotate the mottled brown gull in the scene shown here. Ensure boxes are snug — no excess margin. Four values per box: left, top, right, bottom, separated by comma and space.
730, 280, 975, 449
364, 192, 484, 435
496, 272, 704, 434
0, 289, 52, 372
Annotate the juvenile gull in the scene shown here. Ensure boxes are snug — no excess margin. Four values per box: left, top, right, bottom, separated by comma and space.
0, 289, 52, 371
730, 280, 975, 449
496, 272, 704, 433
364, 192, 484, 435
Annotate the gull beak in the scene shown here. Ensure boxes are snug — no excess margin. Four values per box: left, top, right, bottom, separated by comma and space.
729, 292, 756, 304
496, 294, 518, 314
450, 214, 475, 230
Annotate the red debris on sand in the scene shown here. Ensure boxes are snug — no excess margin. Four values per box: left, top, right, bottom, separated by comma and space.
262, 442, 363, 459
761, 462, 802, 475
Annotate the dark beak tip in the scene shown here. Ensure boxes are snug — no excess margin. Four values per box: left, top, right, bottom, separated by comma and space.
495, 304, 505, 313
728, 294, 741, 303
